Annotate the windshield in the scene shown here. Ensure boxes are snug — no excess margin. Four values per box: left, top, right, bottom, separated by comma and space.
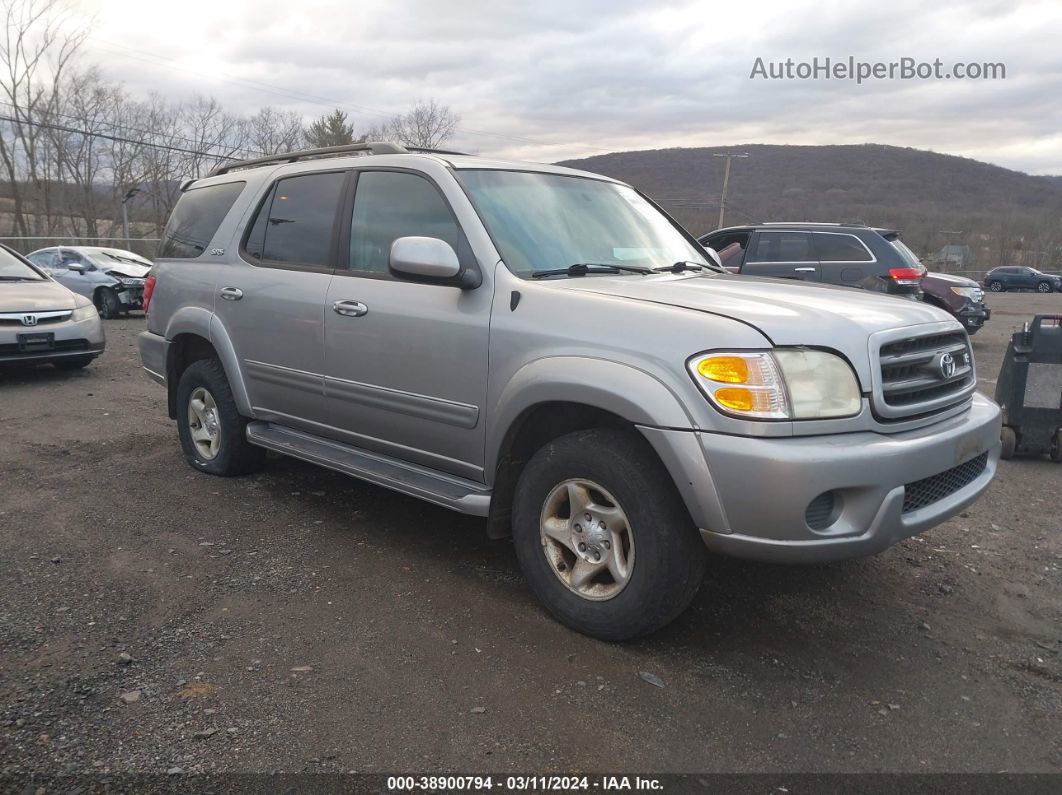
0, 247, 45, 280
455, 170, 708, 278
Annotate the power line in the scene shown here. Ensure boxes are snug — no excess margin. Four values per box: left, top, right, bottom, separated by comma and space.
0, 100, 266, 159
0, 113, 244, 160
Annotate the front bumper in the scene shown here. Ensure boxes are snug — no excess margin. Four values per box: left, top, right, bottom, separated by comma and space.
956, 303, 990, 330
644, 393, 1001, 564
0, 312, 105, 365
116, 286, 144, 309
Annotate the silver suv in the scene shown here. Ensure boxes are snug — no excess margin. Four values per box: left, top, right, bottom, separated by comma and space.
138, 142, 1001, 640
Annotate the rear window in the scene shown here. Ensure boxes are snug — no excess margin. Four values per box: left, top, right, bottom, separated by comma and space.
887, 237, 923, 268
815, 233, 873, 262
159, 181, 245, 259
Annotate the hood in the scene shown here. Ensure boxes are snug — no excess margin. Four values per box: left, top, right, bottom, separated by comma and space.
551, 272, 960, 387
105, 263, 151, 279
923, 272, 979, 288
0, 278, 79, 312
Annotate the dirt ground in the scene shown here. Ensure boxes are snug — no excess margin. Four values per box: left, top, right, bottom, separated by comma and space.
0, 292, 1059, 777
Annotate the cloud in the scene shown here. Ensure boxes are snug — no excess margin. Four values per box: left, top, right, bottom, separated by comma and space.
85, 0, 1062, 173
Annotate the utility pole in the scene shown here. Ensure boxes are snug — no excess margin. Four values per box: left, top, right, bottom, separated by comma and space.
713, 152, 748, 228
121, 186, 141, 245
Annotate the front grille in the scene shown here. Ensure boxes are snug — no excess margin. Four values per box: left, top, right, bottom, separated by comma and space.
902, 452, 988, 513
0, 313, 71, 327
876, 330, 975, 419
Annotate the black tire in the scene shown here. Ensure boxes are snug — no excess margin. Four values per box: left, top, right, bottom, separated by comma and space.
96, 287, 122, 319
511, 428, 706, 641
175, 358, 265, 476
1051, 431, 1062, 464
53, 355, 94, 371
1037, 281, 1052, 293
1000, 426, 1017, 460
987, 281, 1004, 292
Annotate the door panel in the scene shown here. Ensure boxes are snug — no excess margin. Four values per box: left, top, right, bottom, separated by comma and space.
813, 232, 876, 286
214, 169, 348, 430
321, 169, 490, 480
741, 231, 819, 281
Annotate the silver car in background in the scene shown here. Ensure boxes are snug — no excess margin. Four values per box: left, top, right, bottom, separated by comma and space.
0, 245, 105, 370
26, 246, 151, 318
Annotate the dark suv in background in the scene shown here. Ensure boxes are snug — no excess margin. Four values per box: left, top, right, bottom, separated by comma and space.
698, 223, 926, 299
983, 266, 1061, 293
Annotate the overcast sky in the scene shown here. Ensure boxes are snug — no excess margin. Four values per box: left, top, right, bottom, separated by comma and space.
79, 0, 1062, 174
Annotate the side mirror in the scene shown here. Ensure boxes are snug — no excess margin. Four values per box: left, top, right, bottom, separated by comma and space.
66, 262, 86, 273
703, 246, 722, 270
389, 236, 460, 282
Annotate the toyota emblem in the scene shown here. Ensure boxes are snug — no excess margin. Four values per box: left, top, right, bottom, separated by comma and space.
938, 352, 956, 379
21, 314, 37, 326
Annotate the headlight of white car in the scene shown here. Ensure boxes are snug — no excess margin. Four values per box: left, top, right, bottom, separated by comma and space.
71, 303, 97, 321
688, 349, 862, 420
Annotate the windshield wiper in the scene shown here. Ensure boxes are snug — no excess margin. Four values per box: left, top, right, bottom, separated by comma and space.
531, 262, 653, 279
652, 261, 706, 273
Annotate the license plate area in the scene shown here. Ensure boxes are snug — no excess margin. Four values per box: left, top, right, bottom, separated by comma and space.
18, 332, 55, 352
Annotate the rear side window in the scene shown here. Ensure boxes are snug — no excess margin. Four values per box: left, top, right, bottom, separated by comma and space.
159, 181, 245, 259
749, 232, 813, 262
244, 171, 347, 267
348, 171, 460, 275
814, 233, 872, 262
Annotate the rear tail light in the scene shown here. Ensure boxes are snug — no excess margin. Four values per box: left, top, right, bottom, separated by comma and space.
142, 274, 157, 312
888, 267, 925, 285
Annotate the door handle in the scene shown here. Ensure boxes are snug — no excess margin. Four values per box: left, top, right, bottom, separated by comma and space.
333, 299, 368, 317
220, 287, 243, 301
793, 267, 817, 273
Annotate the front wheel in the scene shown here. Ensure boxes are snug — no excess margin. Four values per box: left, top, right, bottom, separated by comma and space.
1000, 426, 1017, 460
1051, 430, 1062, 464
175, 359, 265, 476
988, 281, 1004, 292
96, 287, 122, 319
511, 428, 706, 641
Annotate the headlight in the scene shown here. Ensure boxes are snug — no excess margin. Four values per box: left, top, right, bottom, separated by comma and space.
72, 303, 97, 321
950, 286, 981, 301
689, 349, 862, 420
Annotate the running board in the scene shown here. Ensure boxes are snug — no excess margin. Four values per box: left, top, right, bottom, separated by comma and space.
245, 422, 491, 516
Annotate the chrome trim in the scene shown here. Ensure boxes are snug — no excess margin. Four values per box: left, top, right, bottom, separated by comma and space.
0, 309, 72, 322
868, 322, 976, 421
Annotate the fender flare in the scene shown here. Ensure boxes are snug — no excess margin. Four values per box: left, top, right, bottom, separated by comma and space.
484, 356, 695, 478
163, 307, 253, 417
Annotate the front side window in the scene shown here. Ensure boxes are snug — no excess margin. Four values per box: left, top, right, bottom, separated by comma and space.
749, 232, 813, 263
815, 233, 872, 262
245, 171, 347, 267
159, 181, 245, 259
348, 171, 460, 275
455, 169, 707, 277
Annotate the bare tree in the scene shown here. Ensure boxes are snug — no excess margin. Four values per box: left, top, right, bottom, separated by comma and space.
368, 99, 458, 149
244, 105, 303, 155
0, 0, 87, 235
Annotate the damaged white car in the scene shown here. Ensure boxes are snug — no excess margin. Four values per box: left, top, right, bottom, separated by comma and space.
26, 246, 151, 318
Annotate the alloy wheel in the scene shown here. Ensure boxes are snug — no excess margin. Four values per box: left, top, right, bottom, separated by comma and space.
539, 478, 635, 601
187, 386, 222, 460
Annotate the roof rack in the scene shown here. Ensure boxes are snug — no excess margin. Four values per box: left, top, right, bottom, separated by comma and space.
757, 221, 868, 227
207, 141, 468, 177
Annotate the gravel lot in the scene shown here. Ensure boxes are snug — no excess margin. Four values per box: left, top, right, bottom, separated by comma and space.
1, 292, 1060, 776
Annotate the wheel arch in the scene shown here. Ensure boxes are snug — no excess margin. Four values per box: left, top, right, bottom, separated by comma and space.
163, 308, 251, 419
484, 357, 699, 539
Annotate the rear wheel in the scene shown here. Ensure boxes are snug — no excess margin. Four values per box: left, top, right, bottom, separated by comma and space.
96, 287, 121, 319
1000, 426, 1017, 460
1051, 430, 1062, 464
175, 358, 265, 476
988, 281, 1004, 292
1037, 281, 1052, 293
511, 428, 706, 641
